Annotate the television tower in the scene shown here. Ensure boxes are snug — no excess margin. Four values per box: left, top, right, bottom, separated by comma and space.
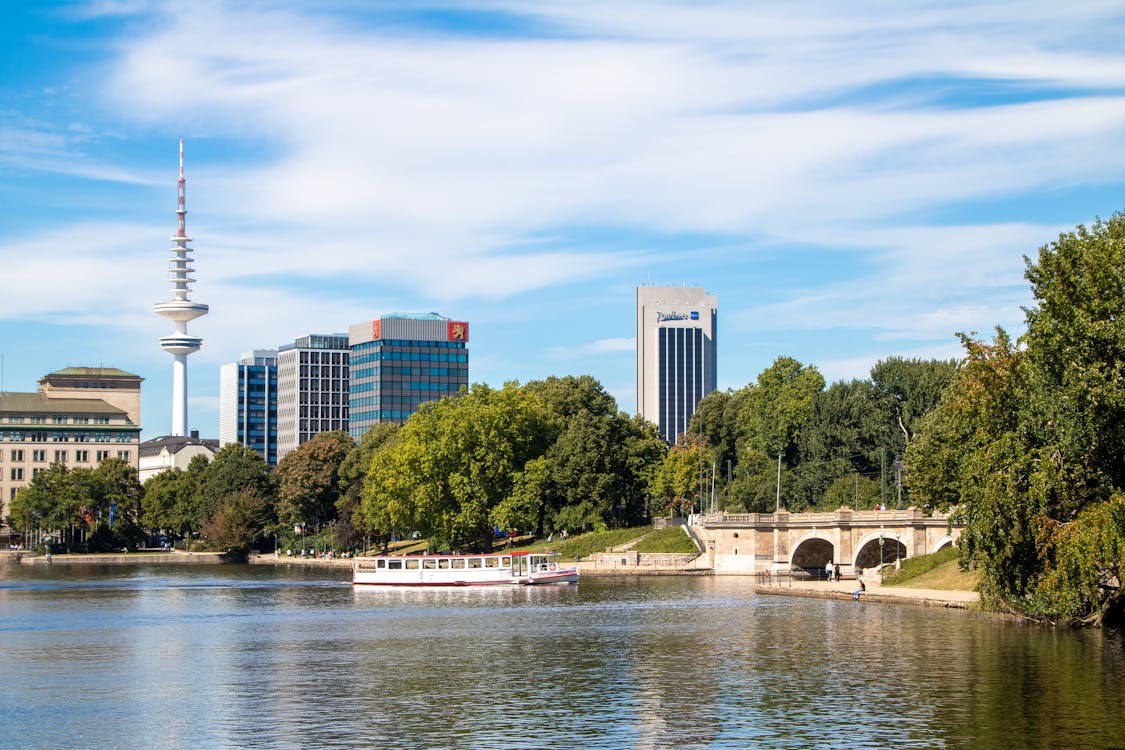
153, 138, 209, 436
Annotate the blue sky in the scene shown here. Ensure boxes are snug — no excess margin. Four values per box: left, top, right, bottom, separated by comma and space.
2, 0, 1124, 440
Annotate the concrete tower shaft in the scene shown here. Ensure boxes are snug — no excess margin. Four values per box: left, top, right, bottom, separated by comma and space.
154, 139, 208, 437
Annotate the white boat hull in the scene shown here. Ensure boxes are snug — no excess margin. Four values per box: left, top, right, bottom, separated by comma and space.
352, 551, 578, 587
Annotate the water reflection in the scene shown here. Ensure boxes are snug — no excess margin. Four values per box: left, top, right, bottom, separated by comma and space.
1, 565, 1123, 749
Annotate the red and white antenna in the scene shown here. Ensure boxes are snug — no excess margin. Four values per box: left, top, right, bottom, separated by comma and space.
176, 137, 187, 238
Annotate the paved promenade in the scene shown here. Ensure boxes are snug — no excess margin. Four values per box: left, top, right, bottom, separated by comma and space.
754, 577, 979, 608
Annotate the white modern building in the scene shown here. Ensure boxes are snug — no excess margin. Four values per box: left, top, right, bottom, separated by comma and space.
636, 285, 717, 444
276, 334, 350, 461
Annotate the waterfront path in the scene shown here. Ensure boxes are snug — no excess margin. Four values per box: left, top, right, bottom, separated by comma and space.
754, 577, 979, 608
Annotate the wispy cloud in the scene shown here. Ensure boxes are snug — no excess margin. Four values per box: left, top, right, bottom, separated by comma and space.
3, 0, 1123, 432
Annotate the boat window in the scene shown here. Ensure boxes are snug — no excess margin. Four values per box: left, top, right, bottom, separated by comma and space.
501, 557, 511, 567
451, 559, 466, 569
376, 559, 386, 569
423, 559, 437, 570
405, 559, 420, 569
467, 558, 482, 569
483, 557, 498, 568
437, 559, 450, 569
387, 559, 402, 570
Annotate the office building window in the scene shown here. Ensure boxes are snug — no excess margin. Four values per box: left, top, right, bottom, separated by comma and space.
10, 449, 24, 462
75, 450, 88, 462
10, 468, 23, 481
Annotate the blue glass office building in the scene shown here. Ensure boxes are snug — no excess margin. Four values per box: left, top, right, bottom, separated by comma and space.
218, 350, 279, 465
348, 313, 469, 439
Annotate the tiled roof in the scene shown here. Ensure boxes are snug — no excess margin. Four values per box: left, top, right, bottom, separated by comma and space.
0, 392, 126, 415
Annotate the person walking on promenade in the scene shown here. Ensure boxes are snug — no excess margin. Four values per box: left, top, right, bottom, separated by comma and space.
834, 563, 841, 582
825, 560, 833, 583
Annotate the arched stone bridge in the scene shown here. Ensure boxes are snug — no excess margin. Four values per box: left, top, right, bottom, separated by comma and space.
692, 508, 960, 576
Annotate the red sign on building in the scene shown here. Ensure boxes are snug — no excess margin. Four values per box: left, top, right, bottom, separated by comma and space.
372, 320, 381, 340
448, 321, 468, 342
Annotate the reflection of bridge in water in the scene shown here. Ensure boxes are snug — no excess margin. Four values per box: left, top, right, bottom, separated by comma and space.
692, 508, 961, 576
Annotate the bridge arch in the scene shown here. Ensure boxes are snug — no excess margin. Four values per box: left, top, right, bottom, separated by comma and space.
929, 534, 954, 554
790, 531, 835, 571
853, 530, 907, 570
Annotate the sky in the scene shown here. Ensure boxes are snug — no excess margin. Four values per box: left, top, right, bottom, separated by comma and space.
1, 0, 1124, 441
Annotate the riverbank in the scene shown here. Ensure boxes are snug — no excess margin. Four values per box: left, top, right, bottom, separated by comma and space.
8, 549, 233, 565
754, 577, 979, 609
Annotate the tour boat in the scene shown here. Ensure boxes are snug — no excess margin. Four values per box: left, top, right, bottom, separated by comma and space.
351, 550, 579, 586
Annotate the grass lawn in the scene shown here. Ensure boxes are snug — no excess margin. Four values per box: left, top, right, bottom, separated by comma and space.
882, 546, 981, 591
631, 525, 699, 554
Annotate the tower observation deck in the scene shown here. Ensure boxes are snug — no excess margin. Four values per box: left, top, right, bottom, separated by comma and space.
154, 138, 209, 437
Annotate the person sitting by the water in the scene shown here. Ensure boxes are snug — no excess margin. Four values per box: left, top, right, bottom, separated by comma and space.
853, 580, 866, 601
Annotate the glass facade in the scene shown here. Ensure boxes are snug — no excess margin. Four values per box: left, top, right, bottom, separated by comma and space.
349, 337, 469, 438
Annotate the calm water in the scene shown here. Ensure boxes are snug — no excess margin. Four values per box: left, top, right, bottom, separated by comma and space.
1, 563, 1123, 750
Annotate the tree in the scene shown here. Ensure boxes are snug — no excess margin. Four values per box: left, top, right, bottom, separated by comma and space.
200, 487, 272, 554
795, 379, 886, 509
739, 357, 825, 463
649, 434, 707, 517
524, 374, 617, 420
337, 423, 399, 551
275, 430, 353, 530
193, 444, 273, 530
908, 210, 1125, 624
359, 383, 553, 551
870, 357, 958, 451
141, 468, 196, 536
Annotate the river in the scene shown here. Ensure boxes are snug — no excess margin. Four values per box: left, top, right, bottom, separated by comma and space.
1, 563, 1123, 749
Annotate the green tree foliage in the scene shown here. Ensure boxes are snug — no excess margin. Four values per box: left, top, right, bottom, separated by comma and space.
7, 463, 75, 533
739, 356, 825, 462
336, 423, 399, 551
275, 430, 353, 529
794, 379, 885, 509
689, 387, 748, 479
870, 357, 958, 451
649, 434, 707, 516
359, 383, 554, 551
908, 211, 1125, 624
729, 357, 824, 511
7, 459, 144, 550
140, 468, 196, 535
194, 444, 273, 529
524, 374, 617, 419
200, 487, 272, 554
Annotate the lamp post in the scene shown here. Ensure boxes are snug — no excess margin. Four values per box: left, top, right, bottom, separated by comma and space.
879, 528, 885, 581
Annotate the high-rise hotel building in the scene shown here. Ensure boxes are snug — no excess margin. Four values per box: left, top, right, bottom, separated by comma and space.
636, 286, 717, 444
276, 334, 350, 461
348, 313, 469, 439
218, 350, 280, 465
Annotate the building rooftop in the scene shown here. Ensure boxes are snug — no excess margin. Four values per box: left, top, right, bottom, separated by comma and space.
0, 392, 127, 416
384, 312, 450, 321
45, 367, 141, 379
139, 435, 220, 458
